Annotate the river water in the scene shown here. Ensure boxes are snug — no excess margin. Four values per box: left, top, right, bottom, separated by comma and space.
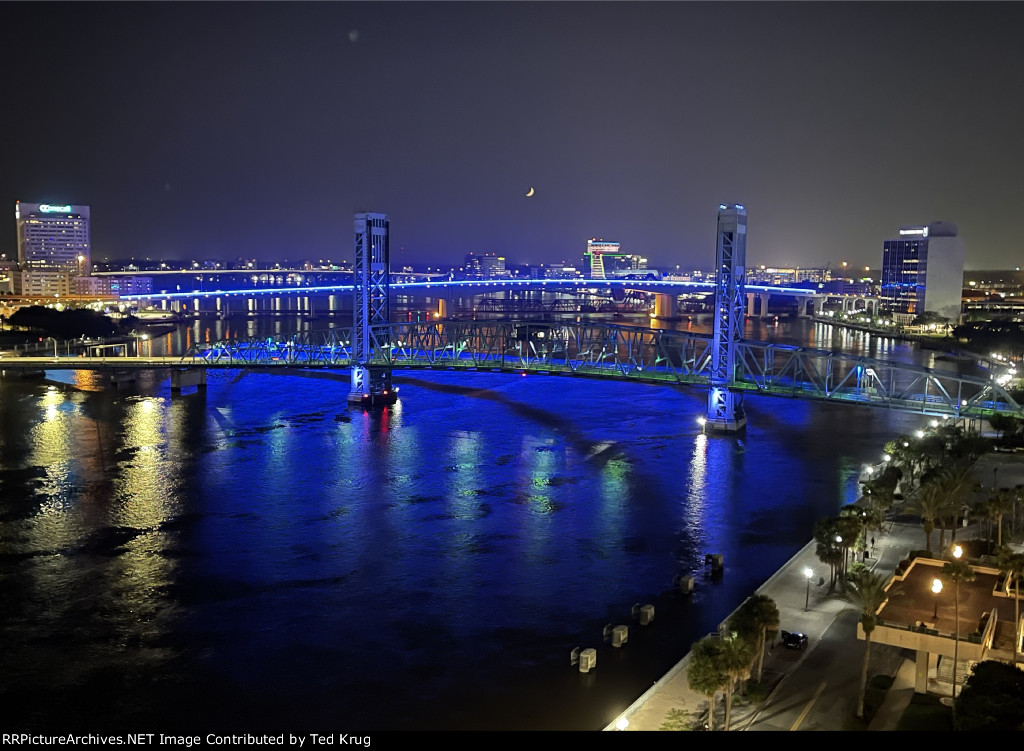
0, 316, 962, 732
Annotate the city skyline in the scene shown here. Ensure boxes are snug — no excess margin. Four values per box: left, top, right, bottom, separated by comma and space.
1, 2, 1022, 271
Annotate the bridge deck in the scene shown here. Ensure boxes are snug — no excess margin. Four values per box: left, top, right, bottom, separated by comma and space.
3, 321, 1019, 419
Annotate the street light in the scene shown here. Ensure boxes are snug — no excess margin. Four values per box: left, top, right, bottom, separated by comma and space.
946, 544, 971, 722
932, 578, 942, 619
804, 567, 814, 611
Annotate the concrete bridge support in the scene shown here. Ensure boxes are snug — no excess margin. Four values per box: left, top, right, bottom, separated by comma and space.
800, 296, 823, 318
436, 298, 449, 320
745, 292, 770, 317
109, 369, 137, 387
652, 293, 676, 319
170, 368, 207, 392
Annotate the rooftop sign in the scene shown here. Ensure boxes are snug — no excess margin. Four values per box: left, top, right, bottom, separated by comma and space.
39, 204, 72, 213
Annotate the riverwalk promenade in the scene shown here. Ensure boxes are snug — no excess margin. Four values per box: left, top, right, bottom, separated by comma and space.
608, 449, 1024, 732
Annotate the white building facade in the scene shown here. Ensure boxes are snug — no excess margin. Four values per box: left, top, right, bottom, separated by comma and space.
16, 201, 91, 272
880, 221, 965, 321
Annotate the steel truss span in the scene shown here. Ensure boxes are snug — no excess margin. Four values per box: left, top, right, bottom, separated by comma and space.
182, 321, 1023, 419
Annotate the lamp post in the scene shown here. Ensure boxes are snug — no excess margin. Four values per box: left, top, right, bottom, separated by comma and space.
932, 578, 942, 620
804, 567, 814, 611
950, 544, 966, 722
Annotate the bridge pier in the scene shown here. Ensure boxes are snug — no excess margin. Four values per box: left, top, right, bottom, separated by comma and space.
800, 296, 823, 318
170, 367, 207, 392
746, 291, 771, 317
108, 368, 137, 387
436, 298, 449, 320
652, 293, 676, 319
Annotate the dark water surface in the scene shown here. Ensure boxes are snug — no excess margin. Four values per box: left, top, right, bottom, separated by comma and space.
0, 318, 943, 732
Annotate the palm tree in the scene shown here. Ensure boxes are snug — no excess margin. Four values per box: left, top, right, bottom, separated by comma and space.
728, 594, 780, 683
909, 481, 944, 552
936, 461, 976, 542
686, 636, 727, 731
989, 489, 1016, 548
861, 477, 895, 525
996, 546, 1024, 663
814, 517, 844, 593
970, 499, 997, 553
884, 436, 918, 492
718, 633, 755, 731
840, 503, 881, 558
943, 556, 976, 723
847, 570, 893, 719
935, 492, 963, 552
836, 515, 863, 589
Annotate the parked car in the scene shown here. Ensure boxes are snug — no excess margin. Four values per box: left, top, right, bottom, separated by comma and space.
781, 630, 808, 650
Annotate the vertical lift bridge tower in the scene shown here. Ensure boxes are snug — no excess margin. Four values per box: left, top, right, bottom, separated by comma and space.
705, 204, 748, 432
348, 211, 398, 407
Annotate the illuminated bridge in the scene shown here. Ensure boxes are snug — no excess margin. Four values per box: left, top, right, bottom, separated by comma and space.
4, 319, 1021, 419
120, 276, 880, 320
10, 207, 1016, 424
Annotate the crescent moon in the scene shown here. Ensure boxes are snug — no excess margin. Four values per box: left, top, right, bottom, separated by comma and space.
526, 187, 535, 197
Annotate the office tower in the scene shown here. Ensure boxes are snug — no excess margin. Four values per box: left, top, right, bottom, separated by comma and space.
585, 239, 621, 279
16, 201, 91, 273
464, 251, 507, 279
880, 221, 965, 320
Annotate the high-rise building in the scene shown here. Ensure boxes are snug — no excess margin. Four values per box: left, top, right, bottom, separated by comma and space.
16, 201, 91, 273
880, 221, 965, 320
584, 239, 650, 279
585, 239, 623, 279
463, 251, 508, 279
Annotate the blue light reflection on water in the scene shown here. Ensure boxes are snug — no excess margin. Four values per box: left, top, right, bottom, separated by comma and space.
1, 365, 925, 731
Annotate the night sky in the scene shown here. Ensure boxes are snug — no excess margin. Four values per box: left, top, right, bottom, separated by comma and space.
2, 1, 1022, 271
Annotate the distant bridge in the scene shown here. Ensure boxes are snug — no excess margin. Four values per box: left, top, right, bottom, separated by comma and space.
4, 321, 1019, 419
119, 277, 879, 318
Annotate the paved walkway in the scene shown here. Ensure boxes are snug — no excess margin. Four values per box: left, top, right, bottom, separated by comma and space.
609, 449, 1024, 732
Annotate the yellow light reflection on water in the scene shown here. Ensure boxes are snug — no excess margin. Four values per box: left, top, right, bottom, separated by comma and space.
117, 396, 174, 529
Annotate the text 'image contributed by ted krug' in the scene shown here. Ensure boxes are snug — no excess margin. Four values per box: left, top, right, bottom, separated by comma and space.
2, 734, 374, 748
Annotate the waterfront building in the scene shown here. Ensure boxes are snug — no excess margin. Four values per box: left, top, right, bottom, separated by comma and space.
15, 201, 91, 272
585, 239, 620, 279
13, 268, 73, 297
74, 275, 153, 296
748, 266, 833, 285
880, 221, 965, 321
463, 251, 508, 279
14, 201, 92, 298
0, 257, 15, 293
538, 262, 580, 279
584, 239, 649, 279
